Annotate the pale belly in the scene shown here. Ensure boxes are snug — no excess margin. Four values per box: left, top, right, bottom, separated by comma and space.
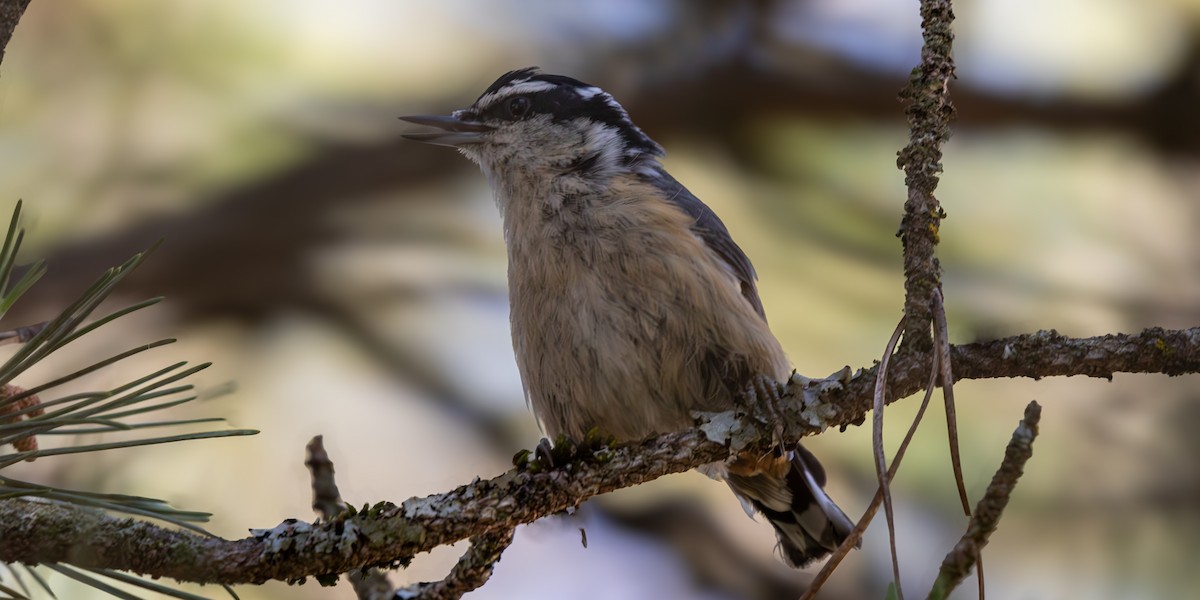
508, 242, 787, 442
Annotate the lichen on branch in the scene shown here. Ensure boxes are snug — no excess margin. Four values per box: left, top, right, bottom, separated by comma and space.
1, 327, 1197, 586
896, 0, 957, 352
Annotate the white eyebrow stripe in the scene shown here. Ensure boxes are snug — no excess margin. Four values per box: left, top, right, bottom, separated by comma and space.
477, 80, 558, 108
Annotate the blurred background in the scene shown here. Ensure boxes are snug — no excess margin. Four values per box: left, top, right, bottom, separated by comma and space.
1, 0, 1199, 598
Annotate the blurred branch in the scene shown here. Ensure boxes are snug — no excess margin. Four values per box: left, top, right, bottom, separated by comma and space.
630, 35, 1200, 157
603, 498, 809, 600
7, 139, 464, 324
306, 298, 520, 452
0, 326, 1196, 586
14, 40, 1200, 328
927, 401, 1041, 600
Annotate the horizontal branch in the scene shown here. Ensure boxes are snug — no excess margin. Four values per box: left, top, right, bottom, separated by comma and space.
0, 326, 1197, 586
813, 326, 1200, 434
0, 429, 730, 585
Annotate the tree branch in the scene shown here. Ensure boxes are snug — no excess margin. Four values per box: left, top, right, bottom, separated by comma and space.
0, 428, 729, 585
306, 435, 514, 600
0, 0, 32, 73
895, 0, 955, 353
305, 436, 394, 599
394, 529, 514, 600
811, 326, 1200, 434
0, 327, 1196, 586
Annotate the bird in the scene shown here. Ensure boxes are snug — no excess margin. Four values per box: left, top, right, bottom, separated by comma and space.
401, 67, 855, 568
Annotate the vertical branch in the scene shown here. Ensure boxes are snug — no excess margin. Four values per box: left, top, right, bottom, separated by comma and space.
307, 436, 515, 600
0, 0, 33, 72
897, 0, 956, 352
306, 436, 396, 600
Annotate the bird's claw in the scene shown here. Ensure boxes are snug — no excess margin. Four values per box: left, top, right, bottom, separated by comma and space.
740, 374, 787, 444
535, 437, 557, 469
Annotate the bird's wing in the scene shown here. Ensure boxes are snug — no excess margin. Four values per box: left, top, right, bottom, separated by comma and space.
651, 170, 767, 321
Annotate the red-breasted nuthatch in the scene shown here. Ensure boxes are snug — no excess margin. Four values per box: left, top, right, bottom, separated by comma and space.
402, 68, 854, 567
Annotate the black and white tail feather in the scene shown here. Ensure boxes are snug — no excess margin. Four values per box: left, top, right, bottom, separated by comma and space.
725, 445, 858, 567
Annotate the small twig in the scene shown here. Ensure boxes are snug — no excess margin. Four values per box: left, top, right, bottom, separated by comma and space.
307, 436, 514, 600
306, 436, 347, 517
0, 322, 49, 346
933, 289, 981, 597
975, 550, 985, 600
801, 343, 940, 600
926, 401, 1041, 600
305, 436, 394, 600
395, 528, 515, 600
872, 318, 907, 600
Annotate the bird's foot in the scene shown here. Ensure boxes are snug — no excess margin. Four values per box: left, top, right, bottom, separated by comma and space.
535, 437, 557, 469
512, 437, 561, 472
513, 430, 616, 472
740, 374, 787, 444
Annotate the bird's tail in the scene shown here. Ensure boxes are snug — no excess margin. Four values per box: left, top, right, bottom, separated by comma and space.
725, 443, 857, 568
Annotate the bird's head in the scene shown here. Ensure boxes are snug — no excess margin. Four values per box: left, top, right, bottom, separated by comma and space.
401, 68, 664, 180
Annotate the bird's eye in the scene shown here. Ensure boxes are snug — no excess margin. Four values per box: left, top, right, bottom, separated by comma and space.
506, 96, 531, 119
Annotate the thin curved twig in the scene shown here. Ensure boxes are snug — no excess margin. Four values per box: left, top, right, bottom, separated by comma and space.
873, 319, 908, 599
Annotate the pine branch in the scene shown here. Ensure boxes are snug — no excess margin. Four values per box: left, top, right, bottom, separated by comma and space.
0, 200, 257, 598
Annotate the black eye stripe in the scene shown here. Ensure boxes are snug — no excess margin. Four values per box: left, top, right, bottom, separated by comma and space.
472, 73, 665, 159
479, 88, 576, 121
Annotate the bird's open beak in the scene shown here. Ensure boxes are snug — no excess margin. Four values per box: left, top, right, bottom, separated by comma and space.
399, 114, 494, 147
